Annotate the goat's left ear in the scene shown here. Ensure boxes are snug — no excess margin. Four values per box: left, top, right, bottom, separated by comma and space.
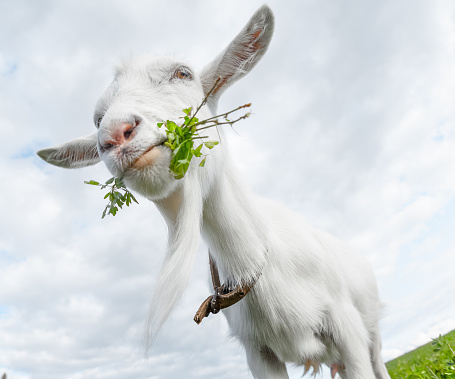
37, 132, 101, 169
200, 5, 274, 104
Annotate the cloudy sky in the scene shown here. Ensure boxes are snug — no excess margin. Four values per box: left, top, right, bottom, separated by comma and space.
1, 0, 455, 378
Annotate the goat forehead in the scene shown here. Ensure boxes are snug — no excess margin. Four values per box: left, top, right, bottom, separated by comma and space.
115, 55, 194, 79
94, 55, 200, 119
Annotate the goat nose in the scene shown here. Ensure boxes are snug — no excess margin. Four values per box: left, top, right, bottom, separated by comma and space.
101, 122, 137, 151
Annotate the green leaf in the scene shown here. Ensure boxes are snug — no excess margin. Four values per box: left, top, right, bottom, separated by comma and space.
114, 177, 125, 188
105, 177, 115, 185
183, 107, 192, 116
166, 120, 178, 132
84, 180, 100, 186
199, 157, 206, 167
176, 158, 190, 165
130, 193, 139, 204
167, 132, 176, 142
192, 143, 203, 157
157, 122, 163, 128
204, 140, 219, 149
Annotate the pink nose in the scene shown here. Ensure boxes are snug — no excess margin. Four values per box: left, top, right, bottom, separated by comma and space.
101, 122, 137, 151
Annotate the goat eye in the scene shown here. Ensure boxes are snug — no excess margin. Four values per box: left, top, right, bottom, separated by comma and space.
173, 68, 192, 80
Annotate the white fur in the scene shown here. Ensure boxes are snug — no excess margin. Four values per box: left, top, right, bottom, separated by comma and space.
37, 5, 390, 379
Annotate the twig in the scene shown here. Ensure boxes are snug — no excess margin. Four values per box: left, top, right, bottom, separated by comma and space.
194, 115, 250, 133
193, 103, 251, 129
186, 77, 222, 125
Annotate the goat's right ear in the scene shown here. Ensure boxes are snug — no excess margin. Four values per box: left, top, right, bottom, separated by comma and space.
200, 5, 274, 105
37, 132, 101, 169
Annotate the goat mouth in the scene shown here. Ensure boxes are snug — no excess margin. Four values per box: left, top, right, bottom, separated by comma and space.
129, 141, 167, 169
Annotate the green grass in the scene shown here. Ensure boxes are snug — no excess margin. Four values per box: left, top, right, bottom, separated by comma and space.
386, 330, 455, 378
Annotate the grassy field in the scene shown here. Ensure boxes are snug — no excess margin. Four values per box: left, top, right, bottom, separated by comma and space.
386, 330, 455, 378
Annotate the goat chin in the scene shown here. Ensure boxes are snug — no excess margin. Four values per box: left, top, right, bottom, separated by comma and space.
36, 4, 391, 378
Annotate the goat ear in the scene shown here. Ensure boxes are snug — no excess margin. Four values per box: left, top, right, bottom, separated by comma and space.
200, 5, 274, 103
37, 132, 101, 169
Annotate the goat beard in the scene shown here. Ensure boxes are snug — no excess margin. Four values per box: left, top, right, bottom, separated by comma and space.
144, 173, 202, 353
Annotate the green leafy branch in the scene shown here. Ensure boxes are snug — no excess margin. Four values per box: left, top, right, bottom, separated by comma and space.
84, 177, 138, 218
159, 77, 251, 179
158, 102, 251, 179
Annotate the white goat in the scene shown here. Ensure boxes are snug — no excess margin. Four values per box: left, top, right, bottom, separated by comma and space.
37, 5, 390, 379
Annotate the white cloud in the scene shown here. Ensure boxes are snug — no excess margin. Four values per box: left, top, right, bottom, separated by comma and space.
411, 318, 455, 348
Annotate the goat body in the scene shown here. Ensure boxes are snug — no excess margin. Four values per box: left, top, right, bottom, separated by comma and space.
37, 6, 390, 379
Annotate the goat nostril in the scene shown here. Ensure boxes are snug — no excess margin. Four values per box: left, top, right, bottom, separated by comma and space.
124, 127, 134, 140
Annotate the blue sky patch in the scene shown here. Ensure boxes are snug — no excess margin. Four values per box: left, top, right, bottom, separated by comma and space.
0, 305, 10, 318
11, 143, 43, 161
1, 62, 18, 76
0, 249, 24, 264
